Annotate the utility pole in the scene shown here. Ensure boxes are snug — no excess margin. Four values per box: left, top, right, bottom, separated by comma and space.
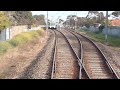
105, 11, 108, 42
75, 11, 77, 31
59, 19, 61, 30
46, 11, 48, 31
69, 18, 70, 28
100, 12, 101, 20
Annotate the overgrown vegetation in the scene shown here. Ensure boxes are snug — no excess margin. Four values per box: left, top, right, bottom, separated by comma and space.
0, 11, 10, 31
0, 29, 44, 55
5, 11, 46, 27
77, 29, 120, 47
5, 11, 33, 25
33, 15, 46, 26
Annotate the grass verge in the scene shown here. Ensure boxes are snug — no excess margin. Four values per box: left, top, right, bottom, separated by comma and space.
0, 28, 45, 55
77, 29, 120, 47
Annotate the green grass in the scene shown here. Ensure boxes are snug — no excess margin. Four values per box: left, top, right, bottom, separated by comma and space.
108, 35, 120, 47
0, 41, 13, 54
0, 28, 44, 55
77, 29, 120, 47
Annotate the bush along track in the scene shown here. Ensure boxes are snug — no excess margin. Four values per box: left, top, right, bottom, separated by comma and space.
0, 29, 45, 55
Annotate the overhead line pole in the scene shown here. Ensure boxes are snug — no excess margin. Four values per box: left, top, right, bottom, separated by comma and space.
75, 11, 77, 31
46, 11, 48, 31
105, 11, 108, 42
46, 11, 48, 36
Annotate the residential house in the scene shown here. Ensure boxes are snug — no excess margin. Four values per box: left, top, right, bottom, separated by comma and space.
111, 19, 120, 26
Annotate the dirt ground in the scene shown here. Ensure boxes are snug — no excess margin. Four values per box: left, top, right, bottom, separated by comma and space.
0, 30, 49, 79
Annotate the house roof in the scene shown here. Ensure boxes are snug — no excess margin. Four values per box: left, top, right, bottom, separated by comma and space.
111, 19, 120, 26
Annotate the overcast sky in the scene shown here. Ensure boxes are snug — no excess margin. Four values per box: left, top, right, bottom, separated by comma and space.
32, 11, 114, 22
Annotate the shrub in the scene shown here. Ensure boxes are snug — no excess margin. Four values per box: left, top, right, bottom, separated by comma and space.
0, 28, 44, 54
99, 25, 105, 32
0, 42, 13, 54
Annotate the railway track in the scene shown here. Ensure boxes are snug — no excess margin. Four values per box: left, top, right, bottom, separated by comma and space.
51, 29, 91, 79
51, 30, 79, 79
60, 30, 90, 79
66, 29, 119, 79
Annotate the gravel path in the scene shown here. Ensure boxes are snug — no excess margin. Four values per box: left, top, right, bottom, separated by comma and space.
18, 30, 55, 79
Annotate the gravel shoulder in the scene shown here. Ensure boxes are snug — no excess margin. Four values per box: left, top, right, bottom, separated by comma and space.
18, 30, 55, 79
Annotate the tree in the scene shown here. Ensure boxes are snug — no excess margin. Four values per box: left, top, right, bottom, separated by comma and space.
5, 11, 33, 25
112, 11, 120, 17
99, 18, 111, 32
85, 11, 99, 27
0, 11, 10, 31
86, 11, 99, 18
85, 11, 106, 28
88, 11, 99, 14
96, 12, 105, 23
33, 15, 46, 26
66, 15, 77, 27
77, 17, 87, 27
14, 11, 33, 25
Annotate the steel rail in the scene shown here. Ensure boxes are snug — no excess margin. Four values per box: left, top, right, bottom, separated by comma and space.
56, 30, 91, 79
51, 30, 57, 79
68, 29, 119, 79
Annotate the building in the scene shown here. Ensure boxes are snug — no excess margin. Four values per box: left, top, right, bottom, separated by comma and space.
111, 19, 120, 26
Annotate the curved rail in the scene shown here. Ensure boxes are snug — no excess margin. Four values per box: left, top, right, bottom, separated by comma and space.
51, 30, 57, 79
64, 30, 90, 79
67, 29, 119, 79
51, 30, 80, 79
56, 30, 91, 79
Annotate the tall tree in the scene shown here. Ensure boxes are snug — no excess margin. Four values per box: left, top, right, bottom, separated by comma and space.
14, 11, 33, 25
5, 11, 33, 25
77, 17, 87, 27
33, 15, 46, 26
86, 11, 99, 18
112, 11, 120, 17
0, 11, 10, 31
96, 12, 105, 23
66, 15, 77, 27
85, 11, 105, 27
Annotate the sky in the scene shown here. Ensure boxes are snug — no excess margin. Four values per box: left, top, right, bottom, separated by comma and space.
32, 11, 114, 22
